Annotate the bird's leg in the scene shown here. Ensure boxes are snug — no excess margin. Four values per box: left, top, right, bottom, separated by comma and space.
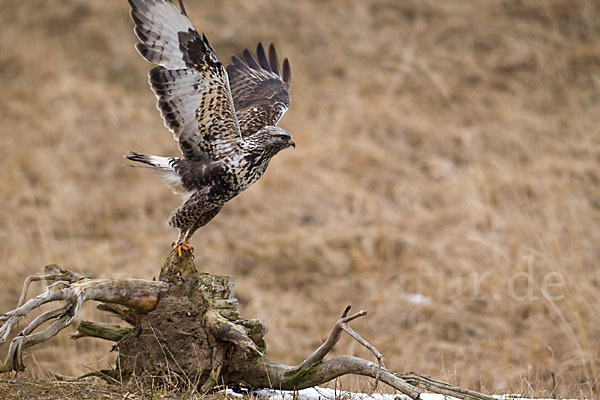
183, 241, 193, 253
180, 204, 223, 253
172, 232, 194, 258
172, 241, 194, 257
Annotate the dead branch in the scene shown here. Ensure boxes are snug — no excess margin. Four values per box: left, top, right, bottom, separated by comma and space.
248, 305, 494, 400
71, 321, 134, 342
0, 266, 167, 372
17, 264, 90, 307
204, 308, 263, 357
248, 305, 420, 399
294, 306, 384, 388
396, 371, 494, 400
298, 306, 383, 370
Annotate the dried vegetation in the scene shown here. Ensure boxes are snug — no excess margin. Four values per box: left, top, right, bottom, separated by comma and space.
1, 0, 599, 398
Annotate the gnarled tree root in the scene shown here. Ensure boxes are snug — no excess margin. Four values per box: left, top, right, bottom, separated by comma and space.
0, 263, 493, 400
0, 265, 168, 373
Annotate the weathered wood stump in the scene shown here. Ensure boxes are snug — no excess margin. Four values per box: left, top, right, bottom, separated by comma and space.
118, 252, 266, 391
0, 254, 495, 400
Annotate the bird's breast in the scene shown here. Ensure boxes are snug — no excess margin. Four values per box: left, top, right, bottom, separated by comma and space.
226, 157, 270, 193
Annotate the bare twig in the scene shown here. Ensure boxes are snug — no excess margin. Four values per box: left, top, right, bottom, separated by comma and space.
0, 289, 70, 344
17, 264, 90, 307
299, 305, 371, 369
71, 321, 134, 342
397, 371, 495, 400
23, 305, 70, 336
297, 305, 384, 389
1, 313, 73, 372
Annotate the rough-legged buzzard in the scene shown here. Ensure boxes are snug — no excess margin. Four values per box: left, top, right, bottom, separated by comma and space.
125, 0, 294, 256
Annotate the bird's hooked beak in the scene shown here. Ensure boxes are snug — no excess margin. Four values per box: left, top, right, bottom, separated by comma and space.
288, 139, 296, 148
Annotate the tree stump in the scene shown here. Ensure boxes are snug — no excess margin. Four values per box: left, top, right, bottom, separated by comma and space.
0, 253, 495, 400
118, 252, 266, 391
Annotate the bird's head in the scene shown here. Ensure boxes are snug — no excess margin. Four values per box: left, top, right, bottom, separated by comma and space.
257, 126, 295, 155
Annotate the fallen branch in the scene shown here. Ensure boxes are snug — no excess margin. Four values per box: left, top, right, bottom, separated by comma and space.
17, 264, 90, 307
247, 306, 422, 398
245, 305, 493, 400
71, 321, 134, 342
397, 372, 494, 400
254, 387, 494, 400
0, 266, 168, 372
298, 306, 382, 370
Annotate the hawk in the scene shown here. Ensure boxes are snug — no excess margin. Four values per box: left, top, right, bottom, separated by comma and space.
125, 0, 294, 256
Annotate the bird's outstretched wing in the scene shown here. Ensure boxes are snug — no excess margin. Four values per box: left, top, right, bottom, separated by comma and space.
226, 43, 291, 137
129, 0, 241, 160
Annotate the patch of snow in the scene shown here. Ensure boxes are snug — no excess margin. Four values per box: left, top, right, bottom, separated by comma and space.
218, 388, 245, 397
247, 387, 586, 400
254, 387, 411, 400
406, 293, 432, 305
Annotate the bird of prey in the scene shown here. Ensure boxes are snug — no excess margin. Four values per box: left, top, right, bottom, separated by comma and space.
125, 0, 294, 257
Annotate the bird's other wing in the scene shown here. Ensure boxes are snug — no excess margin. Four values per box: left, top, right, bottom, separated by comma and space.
129, 0, 242, 160
226, 43, 291, 137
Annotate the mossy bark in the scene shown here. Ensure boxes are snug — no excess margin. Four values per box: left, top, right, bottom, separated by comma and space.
116, 251, 266, 388
72, 321, 133, 342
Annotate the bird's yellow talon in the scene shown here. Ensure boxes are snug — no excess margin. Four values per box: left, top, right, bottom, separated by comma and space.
172, 241, 194, 258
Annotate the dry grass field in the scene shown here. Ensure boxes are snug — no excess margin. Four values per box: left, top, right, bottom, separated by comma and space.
1, 0, 599, 397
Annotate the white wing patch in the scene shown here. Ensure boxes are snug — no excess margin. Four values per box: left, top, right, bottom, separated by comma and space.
129, 0, 194, 69
149, 68, 208, 141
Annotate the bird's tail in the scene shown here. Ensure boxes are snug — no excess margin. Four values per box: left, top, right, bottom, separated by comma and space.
125, 151, 174, 170
125, 151, 189, 198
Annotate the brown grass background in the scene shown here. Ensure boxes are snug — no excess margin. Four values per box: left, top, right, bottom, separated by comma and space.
1, 0, 599, 397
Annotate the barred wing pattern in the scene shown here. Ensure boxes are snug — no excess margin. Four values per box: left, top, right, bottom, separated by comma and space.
226, 43, 291, 137
129, 0, 242, 160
